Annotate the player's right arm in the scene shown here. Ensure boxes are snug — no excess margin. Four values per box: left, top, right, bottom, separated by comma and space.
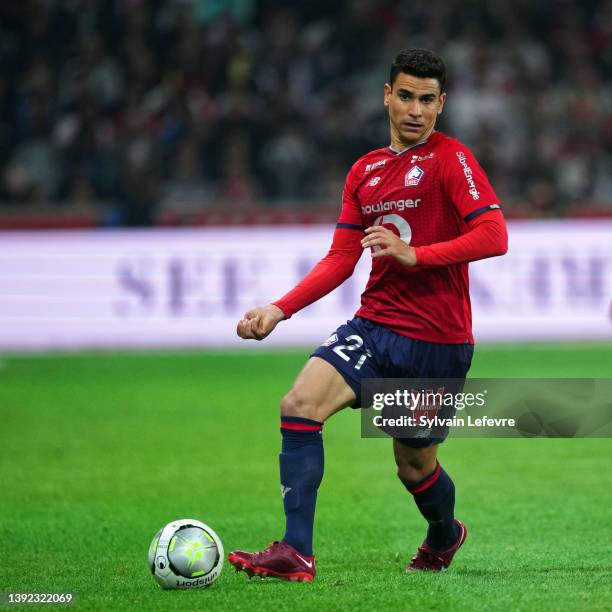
237, 171, 364, 341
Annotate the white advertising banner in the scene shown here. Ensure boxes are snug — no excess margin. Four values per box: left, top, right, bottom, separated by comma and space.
0, 220, 610, 350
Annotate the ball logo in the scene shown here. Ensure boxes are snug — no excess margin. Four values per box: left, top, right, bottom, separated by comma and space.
405, 165, 424, 187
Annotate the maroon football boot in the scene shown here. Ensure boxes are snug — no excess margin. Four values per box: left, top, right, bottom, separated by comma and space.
228, 541, 316, 582
407, 519, 467, 572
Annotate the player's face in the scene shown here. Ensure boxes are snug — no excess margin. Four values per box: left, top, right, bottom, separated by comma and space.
384, 73, 446, 149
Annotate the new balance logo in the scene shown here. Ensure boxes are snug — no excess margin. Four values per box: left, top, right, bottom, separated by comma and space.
295, 554, 314, 568
280, 485, 292, 499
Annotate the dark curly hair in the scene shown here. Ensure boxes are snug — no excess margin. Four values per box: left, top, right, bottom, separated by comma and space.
390, 49, 447, 93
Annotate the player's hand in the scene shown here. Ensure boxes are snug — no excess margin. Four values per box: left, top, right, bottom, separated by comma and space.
236, 304, 285, 341
361, 225, 417, 267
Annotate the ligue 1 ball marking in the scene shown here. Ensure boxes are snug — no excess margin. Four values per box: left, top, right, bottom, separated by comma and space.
148, 519, 224, 589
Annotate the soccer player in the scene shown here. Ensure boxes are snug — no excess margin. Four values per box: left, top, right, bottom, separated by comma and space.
228, 49, 508, 581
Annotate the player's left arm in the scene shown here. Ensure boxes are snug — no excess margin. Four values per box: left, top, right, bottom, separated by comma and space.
361, 145, 508, 266
412, 209, 507, 266
361, 210, 507, 267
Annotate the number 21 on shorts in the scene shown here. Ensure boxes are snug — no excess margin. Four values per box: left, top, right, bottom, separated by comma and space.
332, 335, 372, 370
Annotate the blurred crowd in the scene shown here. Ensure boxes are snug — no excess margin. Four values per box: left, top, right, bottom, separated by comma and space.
0, 0, 611, 225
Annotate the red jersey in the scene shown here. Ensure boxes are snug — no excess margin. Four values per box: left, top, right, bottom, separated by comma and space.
337, 131, 501, 344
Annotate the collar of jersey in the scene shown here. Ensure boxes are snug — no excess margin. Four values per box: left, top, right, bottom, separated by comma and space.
387, 135, 432, 156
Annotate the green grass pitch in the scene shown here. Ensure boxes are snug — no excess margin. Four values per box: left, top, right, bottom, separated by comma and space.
1, 343, 611, 611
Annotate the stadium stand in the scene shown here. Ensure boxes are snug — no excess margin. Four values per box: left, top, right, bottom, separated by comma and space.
0, 0, 610, 227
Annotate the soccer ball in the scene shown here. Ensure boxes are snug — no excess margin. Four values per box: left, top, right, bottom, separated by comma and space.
148, 519, 224, 589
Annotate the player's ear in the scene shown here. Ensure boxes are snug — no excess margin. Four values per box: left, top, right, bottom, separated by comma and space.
437, 92, 447, 114
384, 83, 391, 106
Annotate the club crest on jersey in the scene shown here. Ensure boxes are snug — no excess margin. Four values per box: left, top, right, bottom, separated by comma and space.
405, 165, 424, 187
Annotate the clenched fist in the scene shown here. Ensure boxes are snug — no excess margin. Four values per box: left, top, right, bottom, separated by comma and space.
236, 304, 285, 341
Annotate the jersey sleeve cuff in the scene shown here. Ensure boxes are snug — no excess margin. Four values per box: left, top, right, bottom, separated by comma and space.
271, 301, 290, 320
